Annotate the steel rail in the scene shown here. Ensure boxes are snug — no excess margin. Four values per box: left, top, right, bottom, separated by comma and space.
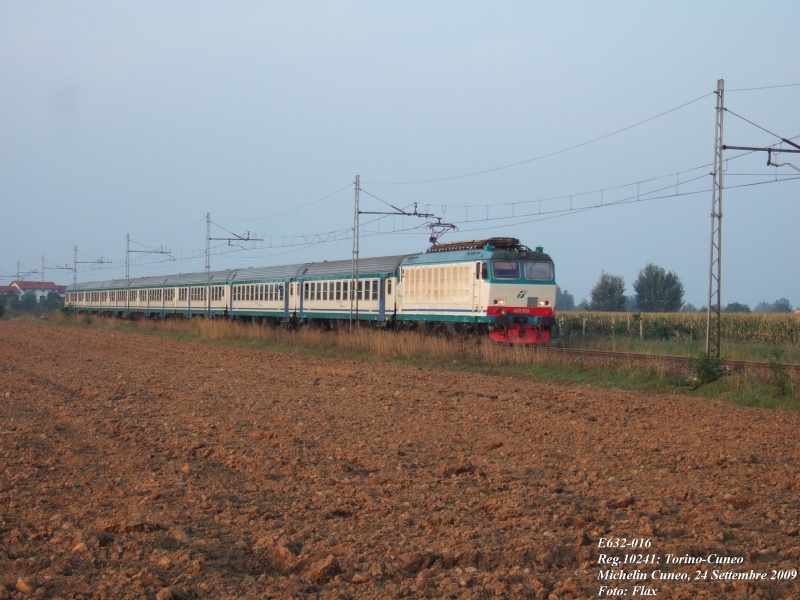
536, 346, 800, 373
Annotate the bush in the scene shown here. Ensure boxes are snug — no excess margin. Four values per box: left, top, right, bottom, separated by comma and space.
769, 352, 792, 397
690, 352, 722, 385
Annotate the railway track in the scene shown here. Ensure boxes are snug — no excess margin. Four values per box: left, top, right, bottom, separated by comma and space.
535, 346, 800, 373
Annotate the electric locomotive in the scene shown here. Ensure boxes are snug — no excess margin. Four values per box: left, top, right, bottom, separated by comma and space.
397, 238, 556, 343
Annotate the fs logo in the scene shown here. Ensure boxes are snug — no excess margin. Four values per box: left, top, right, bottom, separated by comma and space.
517, 290, 527, 299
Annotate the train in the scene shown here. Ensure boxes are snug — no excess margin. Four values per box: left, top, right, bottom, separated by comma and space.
65, 237, 557, 344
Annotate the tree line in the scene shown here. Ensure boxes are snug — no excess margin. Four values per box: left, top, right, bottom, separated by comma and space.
0, 290, 64, 318
556, 264, 795, 313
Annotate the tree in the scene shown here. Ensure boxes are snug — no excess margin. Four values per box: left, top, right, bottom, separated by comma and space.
577, 298, 590, 311
682, 303, 698, 312
754, 299, 794, 313
45, 291, 64, 311
20, 290, 38, 312
771, 298, 793, 313
723, 302, 751, 313
633, 263, 684, 312
4, 291, 20, 310
556, 286, 575, 311
624, 296, 638, 312
589, 272, 626, 312
0, 295, 5, 319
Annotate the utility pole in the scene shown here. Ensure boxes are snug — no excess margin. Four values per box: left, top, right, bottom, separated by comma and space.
72, 247, 111, 288
206, 212, 211, 317
126, 233, 130, 279
706, 79, 724, 357
42, 255, 45, 286
206, 216, 262, 318
350, 175, 360, 329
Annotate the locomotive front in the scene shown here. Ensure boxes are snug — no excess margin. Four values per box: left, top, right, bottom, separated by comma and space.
481, 240, 557, 343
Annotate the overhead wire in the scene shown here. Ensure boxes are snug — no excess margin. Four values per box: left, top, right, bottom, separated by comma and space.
450, 175, 800, 235
724, 108, 792, 142
219, 183, 354, 222
727, 83, 800, 92
364, 92, 713, 185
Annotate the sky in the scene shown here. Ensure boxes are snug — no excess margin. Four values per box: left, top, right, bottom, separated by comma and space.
1, 1, 799, 309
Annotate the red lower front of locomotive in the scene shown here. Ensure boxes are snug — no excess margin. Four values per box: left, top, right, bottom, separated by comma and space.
486, 306, 555, 344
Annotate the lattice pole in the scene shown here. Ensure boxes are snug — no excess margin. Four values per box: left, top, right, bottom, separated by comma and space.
706, 79, 724, 356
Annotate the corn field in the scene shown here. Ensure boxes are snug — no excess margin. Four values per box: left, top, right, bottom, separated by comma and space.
556, 311, 800, 346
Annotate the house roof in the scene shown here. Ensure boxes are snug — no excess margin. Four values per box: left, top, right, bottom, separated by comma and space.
0, 285, 17, 294
11, 281, 63, 291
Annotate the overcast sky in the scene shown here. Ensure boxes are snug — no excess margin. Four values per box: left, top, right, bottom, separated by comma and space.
2, 1, 798, 308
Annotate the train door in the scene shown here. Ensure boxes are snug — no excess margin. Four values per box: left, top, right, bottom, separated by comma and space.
473, 262, 481, 312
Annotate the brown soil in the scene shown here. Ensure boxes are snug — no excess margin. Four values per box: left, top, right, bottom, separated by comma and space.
0, 321, 798, 599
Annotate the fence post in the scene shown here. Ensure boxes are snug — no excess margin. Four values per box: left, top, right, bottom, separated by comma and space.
640, 317, 644, 340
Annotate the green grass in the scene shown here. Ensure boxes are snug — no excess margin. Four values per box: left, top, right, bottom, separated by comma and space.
550, 334, 800, 363
19, 312, 800, 411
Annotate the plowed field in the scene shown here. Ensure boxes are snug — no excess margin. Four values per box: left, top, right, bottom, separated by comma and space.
1, 321, 799, 599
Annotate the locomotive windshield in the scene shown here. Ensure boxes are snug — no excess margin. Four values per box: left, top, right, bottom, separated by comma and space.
525, 260, 553, 281
492, 260, 520, 279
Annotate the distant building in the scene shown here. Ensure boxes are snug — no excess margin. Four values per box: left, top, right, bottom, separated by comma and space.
0, 285, 18, 296
9, 281, 67, 302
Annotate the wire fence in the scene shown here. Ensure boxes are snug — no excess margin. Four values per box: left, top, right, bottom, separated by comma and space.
556, 312, 800, 346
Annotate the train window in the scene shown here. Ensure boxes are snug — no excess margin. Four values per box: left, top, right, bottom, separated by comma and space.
322, 282, 327, 301
335, 281, 341, 301
304, 282, 309, 300
492, 261, 520, 279
372, 280, 378, 300
481, 262, 488, 280
525, 261, 553, 281
316, 282, 321, 301
387, 279, 392, 295
343, 281, 349, 300
364, 280, 370, 301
